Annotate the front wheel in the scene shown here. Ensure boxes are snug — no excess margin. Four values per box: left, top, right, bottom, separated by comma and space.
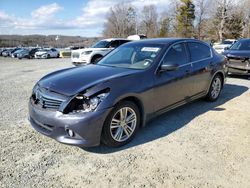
102, 101, 140, 147
206, 75, 222, 102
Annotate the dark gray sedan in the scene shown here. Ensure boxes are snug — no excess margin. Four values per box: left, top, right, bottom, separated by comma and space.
29, 38, 227, 148
223, 38, 250, 75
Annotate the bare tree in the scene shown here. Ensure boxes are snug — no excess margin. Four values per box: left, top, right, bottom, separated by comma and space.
139, 5, 158, 37
241, 0, 250, 37
103, 3, 136, 38
194, 0, 211, 39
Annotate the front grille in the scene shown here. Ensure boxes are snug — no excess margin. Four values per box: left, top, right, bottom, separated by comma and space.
34, 89, 64, 110
72, 52, 80, 58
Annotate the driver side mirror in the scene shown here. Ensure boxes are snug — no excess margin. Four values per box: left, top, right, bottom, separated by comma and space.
224, 46, 230, 50
159, 63, 179, 72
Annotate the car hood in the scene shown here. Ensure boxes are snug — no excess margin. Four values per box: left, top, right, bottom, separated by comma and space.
38, 64, 141, 96
36, 51, 48, 55
213, 44, 230, 49
72, 48, 112, 53
223, 50, 250, 58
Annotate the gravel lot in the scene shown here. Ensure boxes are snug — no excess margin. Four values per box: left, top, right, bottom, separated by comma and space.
0, 57, 249, 188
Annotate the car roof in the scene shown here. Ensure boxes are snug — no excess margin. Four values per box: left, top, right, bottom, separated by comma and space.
126, 38, 205, 46
103, 38, 130, 42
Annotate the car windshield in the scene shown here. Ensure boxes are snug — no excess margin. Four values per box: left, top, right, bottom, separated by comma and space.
97, 44, 163, 70
230, 40, 250, 50
222, 40, 233, 45
92, 40, 109, 48
15, 49, 24, 53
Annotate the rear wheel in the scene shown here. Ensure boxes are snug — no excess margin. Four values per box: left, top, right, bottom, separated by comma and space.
102, 101, 140, 147
206, 74, 222, 102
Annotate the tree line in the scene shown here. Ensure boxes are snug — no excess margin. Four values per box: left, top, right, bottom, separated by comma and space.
103, 0, 250, 42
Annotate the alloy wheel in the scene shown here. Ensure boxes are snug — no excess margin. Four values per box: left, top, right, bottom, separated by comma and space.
110, 107, 137, 142
211, 77, 221, 99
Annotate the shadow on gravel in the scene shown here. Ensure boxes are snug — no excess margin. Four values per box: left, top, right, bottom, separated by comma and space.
85, 83, 248, 154
227, 74, 250, 80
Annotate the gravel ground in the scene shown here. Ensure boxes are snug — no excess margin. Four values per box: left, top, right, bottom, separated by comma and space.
0, 57, 249, 188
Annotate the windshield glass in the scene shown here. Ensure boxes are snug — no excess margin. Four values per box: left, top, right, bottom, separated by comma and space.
230, 40, 250, 50
92, 40, 109, 48
97, 44, 163, 70
222, 40, 233, 45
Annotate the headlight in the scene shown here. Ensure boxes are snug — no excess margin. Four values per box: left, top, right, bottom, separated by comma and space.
81, 51, 92, 55
71, 92, 108, 113
32, 84, 39, 94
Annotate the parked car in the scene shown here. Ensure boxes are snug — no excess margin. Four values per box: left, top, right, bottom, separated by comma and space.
2, 48, 14, 57
29, 38, 227, 148
71, 38, 131, 66
213, 39, 237, 54
223, 38, 250, 75
11, 48, 26, 58
9, 48, 22, 57
0, 48, 7, 56
34, 48, 59, 59
16, 48, 40, 59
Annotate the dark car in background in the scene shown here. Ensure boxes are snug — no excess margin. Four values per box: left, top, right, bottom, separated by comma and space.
29, 38, 226, 148
223, 38, 250, 75
11, 48, 25, 58
10, 48, 22, 57
2, 48, 14, 57
0, 48, 7, 56
16, 48, 40, 59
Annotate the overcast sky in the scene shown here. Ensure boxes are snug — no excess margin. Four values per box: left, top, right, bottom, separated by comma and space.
0, 0, 171, 36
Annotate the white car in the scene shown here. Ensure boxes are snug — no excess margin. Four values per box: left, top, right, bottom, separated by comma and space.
34, 48, 59, 59
127, 34, 147, 40
71, 38, 131, 66
213, 39, 237, 54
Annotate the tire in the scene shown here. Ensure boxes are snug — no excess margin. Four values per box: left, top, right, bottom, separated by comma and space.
91, 55, 102, 64
205, 74, 223, 102
101, 101, 140, 147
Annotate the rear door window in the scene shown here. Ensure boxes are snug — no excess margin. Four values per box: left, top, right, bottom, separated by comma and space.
187, 42, 211, 62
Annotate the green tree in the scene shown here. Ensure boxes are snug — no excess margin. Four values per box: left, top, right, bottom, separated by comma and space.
176, 0, 195, 37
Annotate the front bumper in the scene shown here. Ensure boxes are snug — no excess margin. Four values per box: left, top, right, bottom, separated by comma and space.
28, 99, 112, 147
71, 56, 91, 65
227, 65, 250, 75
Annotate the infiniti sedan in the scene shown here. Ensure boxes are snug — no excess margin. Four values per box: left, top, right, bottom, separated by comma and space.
29, 38, 227, 148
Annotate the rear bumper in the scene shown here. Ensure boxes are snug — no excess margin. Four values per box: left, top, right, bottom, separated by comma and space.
28, 99, 112, 147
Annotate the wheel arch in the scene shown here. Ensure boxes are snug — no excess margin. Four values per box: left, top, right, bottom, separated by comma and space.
206, 70, 225, 94
91, 54, 103, 62
116, 96, 145, 127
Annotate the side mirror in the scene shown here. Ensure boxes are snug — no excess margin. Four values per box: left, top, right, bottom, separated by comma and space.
224, 46, 229, 50
159, 64, 179, 72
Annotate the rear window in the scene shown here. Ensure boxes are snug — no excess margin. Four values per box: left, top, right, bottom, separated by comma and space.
187, 42, 211, 62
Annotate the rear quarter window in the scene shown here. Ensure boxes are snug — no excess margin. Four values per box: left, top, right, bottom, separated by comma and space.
187, 42, 211, 62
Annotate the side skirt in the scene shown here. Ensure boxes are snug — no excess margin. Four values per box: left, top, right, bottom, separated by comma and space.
145, 91, 207, 124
